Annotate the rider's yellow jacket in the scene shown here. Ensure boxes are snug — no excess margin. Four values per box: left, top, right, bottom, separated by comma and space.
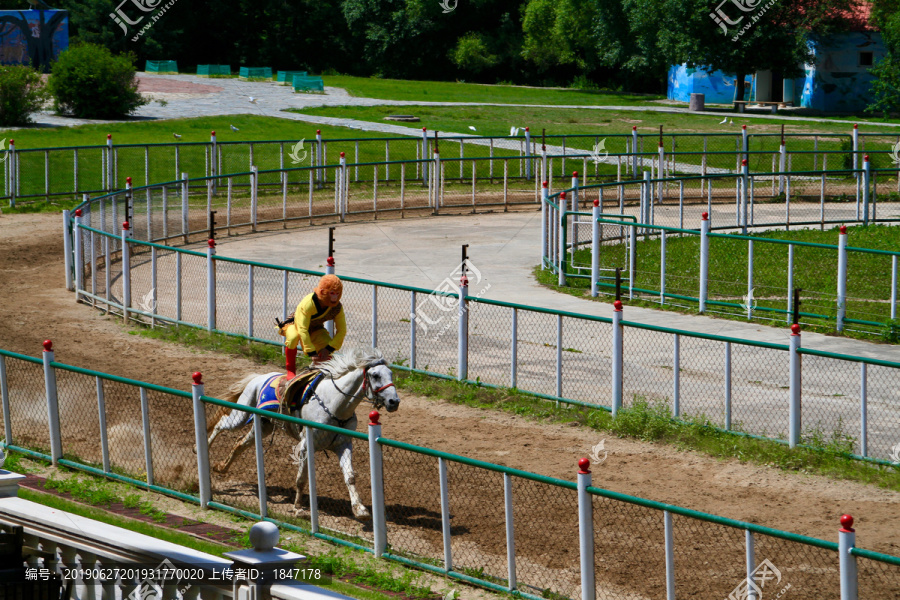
284, 292, 346, 356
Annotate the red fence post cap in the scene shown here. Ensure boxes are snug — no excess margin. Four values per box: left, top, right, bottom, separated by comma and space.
74, 209, 82, 217
790, 323, 801, 335
864, 155, 869, 162
8, 139, 12, 145
208, 238, 216, 248
632, 126, 637, 131
422, 127, 427, 132
840, 514, 854, 532
42, 340, 52, 352
369, 410, 380, 425
525, 127, 529, 132
107, 134, 112, 139
741, 159, 748, 166
316, 129, 320, 135
126, 176, 132, 185
742, 124, 746, 130
572, 171, 578, 177
839, 225, 847, 234
853, 123, 858, 129
340, 151, 345, 158
578, 457, 591, 474
192, 371, 203, 384
211, 131, 216, 136
123, 221, 130, 230
542, 181, 548, 188
593, 198, 599, 207
326, 256, 335, 267
560, 192, 566, 199
613, 300, 623, 311
701, 212, 709, 221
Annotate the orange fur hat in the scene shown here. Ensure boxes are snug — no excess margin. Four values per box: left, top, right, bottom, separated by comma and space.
315, 274, 343, 305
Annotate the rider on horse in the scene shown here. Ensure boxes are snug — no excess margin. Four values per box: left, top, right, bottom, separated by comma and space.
277, 274, 346, 380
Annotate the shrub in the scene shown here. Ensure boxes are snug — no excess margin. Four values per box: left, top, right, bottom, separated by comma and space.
49, 44, 147, 119
0, 65, 49, 126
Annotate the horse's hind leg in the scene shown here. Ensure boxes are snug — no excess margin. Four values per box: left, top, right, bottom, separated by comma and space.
336, 440, 370, 521
214, 418, 273, 473
291, 437, 310, 516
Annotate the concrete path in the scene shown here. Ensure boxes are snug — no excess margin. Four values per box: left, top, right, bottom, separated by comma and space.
215, 205, 900, 363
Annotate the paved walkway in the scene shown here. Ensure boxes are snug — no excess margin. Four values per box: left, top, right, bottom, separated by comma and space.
215, 205, 900, 363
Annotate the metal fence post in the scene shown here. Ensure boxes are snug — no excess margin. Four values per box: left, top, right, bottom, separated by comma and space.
0, 355, 11, 445
181, 172, 189, 244
503, 472, 517, 590
673, 335, 680, 417
438, 456, 452, 572
631, 126, 638, 176
524, 127, 532, 180
851, 124, 858, 172
558, 192, 567, 286
316, 130, 323, 187
410, 292, 417, 369
741, 159, 749, 234
860, 363, 868, 457
96, 377, 110, 473
210, 131, 217, 193
122, 221, 131, 324
207, 239, 216, 332
8, 139, 15, 207
699, 213, 710, 313
839, 515, 858, 600
63, 210, 73, 291
433, 145, 441, 214
789, 323, 802, 448
741, 124, 748, 163
42, 340, 62, 465
837, 226, 848, 331
73, 209, 83, 301
778, 137, 786, 195
511, 308, 518, 388
140, 387, 154, 486
541, 182, 549, 269
368, 410, 387, 557
591, 199, 600, 298
421, 127, 429, 184
306, 424, 319, 533
253, 410, 267, 518
371, 286, 378, 347
664, 511, 675, 600
339, 152, 347, 222
251, 165, 258, 232
191, 372, 212, 508
612, 300, 623, 415
577, 458, 595, 600
106, 134, 113, 191
862, 155, 870, 226
458, 276, 468, 381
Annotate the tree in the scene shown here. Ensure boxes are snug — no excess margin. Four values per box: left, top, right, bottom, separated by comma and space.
869, 0, 900, 115
0, 65, 48, 125
49, 43, 147, 118
626, 0, 861, 102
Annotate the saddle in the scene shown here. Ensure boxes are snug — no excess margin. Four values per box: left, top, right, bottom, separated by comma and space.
253, 367, 323, 425
277, 367, 323, 411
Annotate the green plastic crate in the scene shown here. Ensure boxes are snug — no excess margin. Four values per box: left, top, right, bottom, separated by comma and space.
197, 65, 231, 76
239, 67, 272, 79
145, 60, 178, 73
277, 70, 307, 84
292, 75, 324, 92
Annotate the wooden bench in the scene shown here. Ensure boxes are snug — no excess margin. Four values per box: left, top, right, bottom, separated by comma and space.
734, 100, 794, 114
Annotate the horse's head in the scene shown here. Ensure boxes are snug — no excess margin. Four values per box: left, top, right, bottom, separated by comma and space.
364, 360, 400, 412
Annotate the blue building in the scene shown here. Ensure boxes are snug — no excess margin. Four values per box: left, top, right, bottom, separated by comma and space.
667, 10, 885, 112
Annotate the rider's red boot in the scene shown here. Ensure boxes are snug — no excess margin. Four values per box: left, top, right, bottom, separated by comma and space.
285, 347, 298, 380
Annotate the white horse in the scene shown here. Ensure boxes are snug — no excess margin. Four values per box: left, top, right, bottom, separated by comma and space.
205, 346, 400, 520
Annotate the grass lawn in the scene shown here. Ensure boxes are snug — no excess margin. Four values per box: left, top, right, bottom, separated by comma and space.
320, 75, 666, 106
539, 223, 900, 338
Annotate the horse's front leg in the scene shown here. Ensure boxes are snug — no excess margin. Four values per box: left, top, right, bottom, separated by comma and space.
292, 435, 311, 516
336, 440, 371, 521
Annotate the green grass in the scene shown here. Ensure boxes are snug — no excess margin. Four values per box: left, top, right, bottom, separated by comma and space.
127, 319, 900, 490
543, 223, 900, 339
321, 75, 665, 106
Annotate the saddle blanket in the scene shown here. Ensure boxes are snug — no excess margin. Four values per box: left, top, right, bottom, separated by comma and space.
249, 371, 325, 424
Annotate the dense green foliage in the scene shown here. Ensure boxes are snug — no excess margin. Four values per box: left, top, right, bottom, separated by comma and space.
0, 65, 48, 126
869, 0, 900, 115
48, 43, 147, 118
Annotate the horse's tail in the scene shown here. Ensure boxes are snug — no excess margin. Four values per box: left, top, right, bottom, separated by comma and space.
207, 373, 267, 434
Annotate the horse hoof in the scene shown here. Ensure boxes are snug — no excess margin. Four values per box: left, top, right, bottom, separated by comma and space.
353, 508, 372, 522
293, 507, 310, 518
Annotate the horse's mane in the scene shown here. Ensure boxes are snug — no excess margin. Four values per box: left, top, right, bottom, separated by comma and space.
316, 346, 385, 378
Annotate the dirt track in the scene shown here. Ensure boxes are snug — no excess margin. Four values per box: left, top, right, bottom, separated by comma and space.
1, 211, 899, 598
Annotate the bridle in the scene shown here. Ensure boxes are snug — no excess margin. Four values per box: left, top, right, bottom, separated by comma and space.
328, 359, 396, 410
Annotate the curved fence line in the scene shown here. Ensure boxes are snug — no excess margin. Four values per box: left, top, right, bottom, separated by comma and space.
1, 345, 898, 599
8, 125, 900, 205
541, 161, 900, 333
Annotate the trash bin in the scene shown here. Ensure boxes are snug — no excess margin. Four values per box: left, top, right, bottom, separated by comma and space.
690, 93, 705, 111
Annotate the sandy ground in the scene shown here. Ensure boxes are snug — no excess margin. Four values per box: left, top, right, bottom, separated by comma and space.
1, 211, 899, 599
